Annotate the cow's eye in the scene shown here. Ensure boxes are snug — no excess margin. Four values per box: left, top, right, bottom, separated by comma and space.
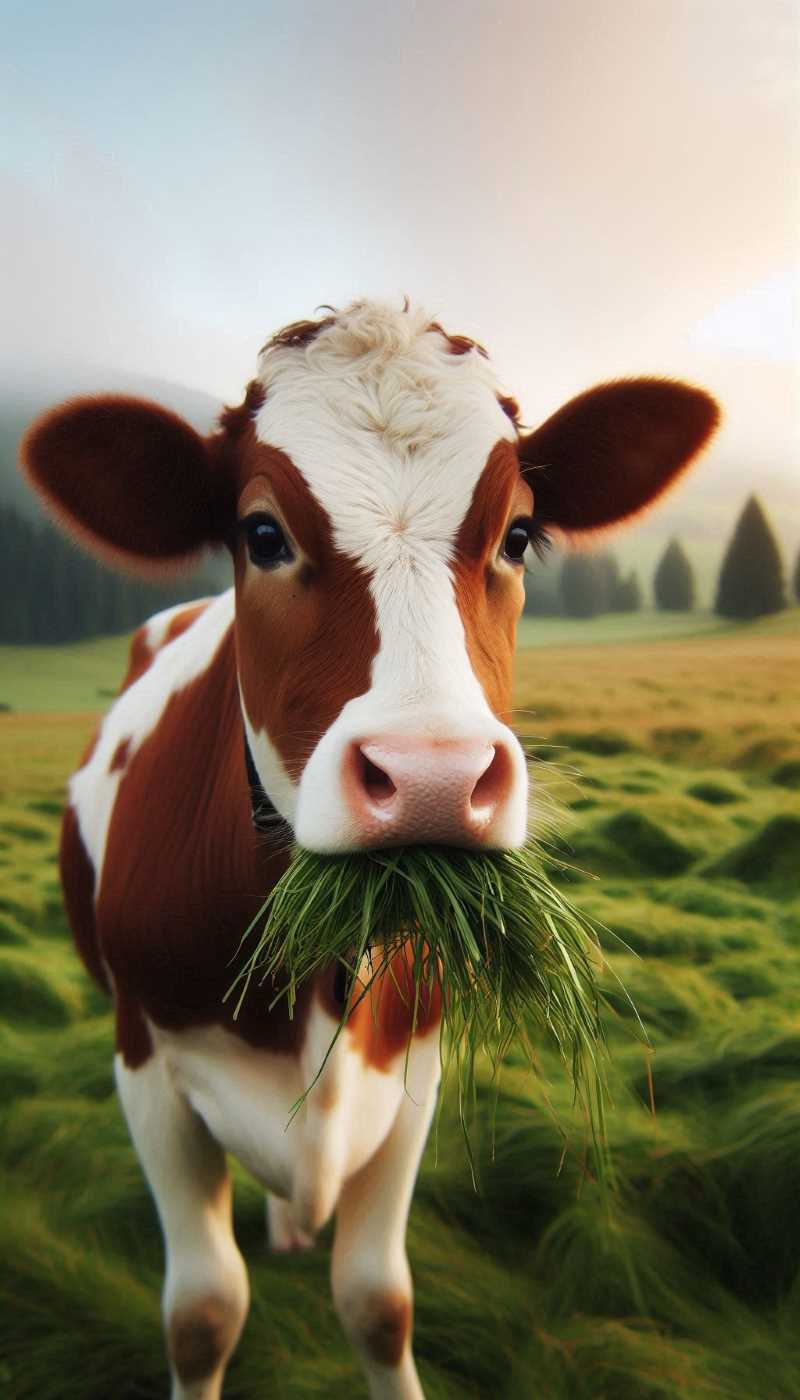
242, 514, 293, 568
503, 518, 532, 563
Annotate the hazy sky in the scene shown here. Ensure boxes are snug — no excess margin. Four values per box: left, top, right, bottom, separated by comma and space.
3, 0, 798, 551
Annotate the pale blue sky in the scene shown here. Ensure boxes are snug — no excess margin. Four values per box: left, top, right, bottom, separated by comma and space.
3, 0, 798, 525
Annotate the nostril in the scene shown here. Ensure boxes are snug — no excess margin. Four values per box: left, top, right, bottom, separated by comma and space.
470, 745, 510, 813
359, 751, 397, 806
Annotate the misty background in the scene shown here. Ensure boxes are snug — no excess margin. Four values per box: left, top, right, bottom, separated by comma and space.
2, 0, 798, 610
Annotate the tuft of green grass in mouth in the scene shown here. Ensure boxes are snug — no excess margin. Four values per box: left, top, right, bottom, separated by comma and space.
226, 844, 630, 1175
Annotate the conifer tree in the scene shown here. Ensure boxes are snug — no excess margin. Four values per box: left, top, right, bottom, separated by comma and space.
611, 571, 642, 612
654, 538, 695, 611
560, 555, 602, 617
594, 553, 619, 612
714, 496, 786, 619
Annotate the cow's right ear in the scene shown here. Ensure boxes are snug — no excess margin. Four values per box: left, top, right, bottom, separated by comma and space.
20, 395, 233, 576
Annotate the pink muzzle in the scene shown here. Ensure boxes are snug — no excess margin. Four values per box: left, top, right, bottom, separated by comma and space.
342, 736, 517, 848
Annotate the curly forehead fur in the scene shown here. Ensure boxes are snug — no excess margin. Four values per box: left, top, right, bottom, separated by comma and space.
255, 300, 520, 453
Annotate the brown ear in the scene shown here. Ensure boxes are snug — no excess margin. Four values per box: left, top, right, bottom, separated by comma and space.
518, 379, 720, 535
20, 395, 233, 577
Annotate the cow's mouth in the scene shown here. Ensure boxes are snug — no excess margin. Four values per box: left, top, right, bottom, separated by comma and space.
226, 842, 619, 1160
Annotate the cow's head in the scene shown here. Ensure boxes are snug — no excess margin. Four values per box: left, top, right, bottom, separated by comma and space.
22, 301, 718, 852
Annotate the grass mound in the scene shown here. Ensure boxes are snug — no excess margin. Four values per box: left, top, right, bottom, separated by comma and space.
551, 729, 634, 756
687, 781, 741, 806
710, 815, 800, 889
228, 845, 615, 1150
773, 760, 800, 790
603, 811, 695, 875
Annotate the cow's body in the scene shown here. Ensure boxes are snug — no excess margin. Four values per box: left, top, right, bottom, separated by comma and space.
23, 300, 718, 1398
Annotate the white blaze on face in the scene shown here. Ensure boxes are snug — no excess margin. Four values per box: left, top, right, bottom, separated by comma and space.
248, 302, 528, 850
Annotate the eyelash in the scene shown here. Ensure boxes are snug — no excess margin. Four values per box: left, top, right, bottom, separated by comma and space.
528, 517, 551, 561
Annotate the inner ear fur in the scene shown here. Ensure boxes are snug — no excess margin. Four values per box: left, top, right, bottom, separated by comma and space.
518, 378, 720, 535
20, 395, 234, 577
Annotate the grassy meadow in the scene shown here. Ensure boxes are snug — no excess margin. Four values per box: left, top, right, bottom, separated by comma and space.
1, 610, 799, 1398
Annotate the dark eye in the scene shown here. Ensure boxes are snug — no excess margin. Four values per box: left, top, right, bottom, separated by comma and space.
242, 514, 293, 569
503, 518, 532, 563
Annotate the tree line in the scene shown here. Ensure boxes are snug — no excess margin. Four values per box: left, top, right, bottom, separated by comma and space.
525, 494, 799, 621
1, 492, 796, 643
0, 505, 223, 644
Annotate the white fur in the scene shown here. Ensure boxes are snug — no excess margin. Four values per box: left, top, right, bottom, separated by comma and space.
240, 698, 298, 826
119, 1004, 439, 1398
115, 1048, 250, 1400
71, 590, 235, 885
154, 995, 437, 1230
144, 597, 215, 650
252, 301, 528, 850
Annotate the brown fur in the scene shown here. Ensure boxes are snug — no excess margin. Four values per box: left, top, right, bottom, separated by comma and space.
109, 738, 131, 774
20, 396, 234, 577
217, 378, 267, 438
233, 443, 379, 779
168, 1296, 243, 1384
114, 989, 154, 1069
351, 1289, 412, 1368
95, 626, 315, 1060
165, 601, 213, 644
453, 441, 532, 719
119, 625, 153, 690
318, 947, 442, 1074
518, 377, 720, 534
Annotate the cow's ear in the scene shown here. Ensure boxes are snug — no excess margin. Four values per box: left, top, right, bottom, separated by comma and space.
518, 379, 719, 536
20, 395, 233, 577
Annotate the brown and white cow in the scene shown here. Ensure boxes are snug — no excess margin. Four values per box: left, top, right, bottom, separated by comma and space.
21, 301, 718, 1399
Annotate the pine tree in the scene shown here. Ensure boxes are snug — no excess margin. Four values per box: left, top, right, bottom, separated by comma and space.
594, 553, 619, 612
560, 555, 602, 618
610, 571, 642, 612
654, 538, 695, 611
714, 496, 786, 620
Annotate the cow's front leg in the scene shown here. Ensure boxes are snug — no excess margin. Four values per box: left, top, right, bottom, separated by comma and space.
115, 1052, 250, 1400
331, 1037, 440, 1400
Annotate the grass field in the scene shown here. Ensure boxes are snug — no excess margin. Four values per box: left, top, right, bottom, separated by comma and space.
1, 612, 799, 1398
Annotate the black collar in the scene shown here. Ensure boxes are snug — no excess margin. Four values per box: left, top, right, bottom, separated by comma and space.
243, 730, 286, 835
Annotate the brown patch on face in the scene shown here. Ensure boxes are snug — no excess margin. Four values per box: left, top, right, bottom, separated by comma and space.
233, 442, 379, 779
353, 1289, 412, 1368
96, 626, 313, 1055
317, 945, 441, 1073
115, 989, 154, 1068
60, 804, 109, 995
168, 1296, 243, 1384
109, 738, 132, 774
453, 441, 532, 719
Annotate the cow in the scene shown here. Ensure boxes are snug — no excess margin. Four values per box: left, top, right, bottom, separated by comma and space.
21, 300, 718, 1399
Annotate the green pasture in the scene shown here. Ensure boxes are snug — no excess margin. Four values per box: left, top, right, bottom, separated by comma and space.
1, 615, 799, 1397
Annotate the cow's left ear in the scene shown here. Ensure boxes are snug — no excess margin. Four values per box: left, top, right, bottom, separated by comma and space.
517, 379, 720, 535
20, 395, 234, 577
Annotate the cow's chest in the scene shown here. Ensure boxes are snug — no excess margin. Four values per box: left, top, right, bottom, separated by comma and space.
150, 1003, 434, 1232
